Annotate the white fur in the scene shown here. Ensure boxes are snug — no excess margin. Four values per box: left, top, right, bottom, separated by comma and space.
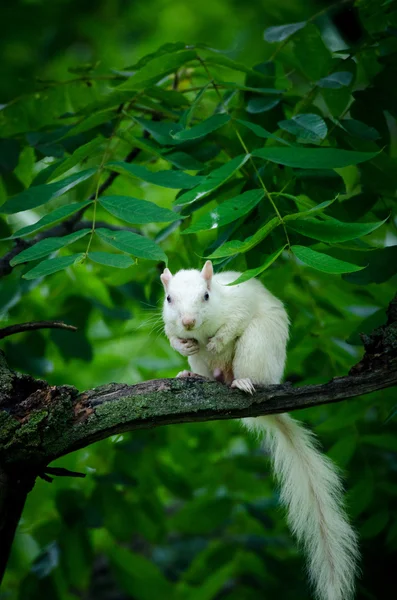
161, 264, 359, 600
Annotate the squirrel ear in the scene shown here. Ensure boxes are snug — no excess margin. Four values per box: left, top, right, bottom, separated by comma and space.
160, 267, 173, 290
201, 260, 213, 287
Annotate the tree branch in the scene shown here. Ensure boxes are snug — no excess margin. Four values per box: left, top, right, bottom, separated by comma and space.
0, 295, 396, 469
0, 321, 77, 340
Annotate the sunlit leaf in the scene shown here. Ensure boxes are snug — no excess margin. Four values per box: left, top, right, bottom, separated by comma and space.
7, 200, 93, 239
183, 189, 264, 233
106, 161, 205, 189
117, 49, 197, 90
208, 217, 279, 258
291, 245, 364, 273
171, 113, 230, 141
175, 154, 250, 206
96, 228, 167, 262
228, 246, 286, 284
23, 254, 84, 280
1, 169, 96, 214
10, 229, 90, 265
252, 147, 377, 169
100, 196, 181, 223
89, 251, 134, 268
287, 217, 386, 242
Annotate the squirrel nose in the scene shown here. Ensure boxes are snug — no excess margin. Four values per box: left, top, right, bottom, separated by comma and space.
182, 317, 196, 330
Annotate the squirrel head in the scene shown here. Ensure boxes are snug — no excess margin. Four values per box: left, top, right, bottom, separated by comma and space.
161, 261, 218, 335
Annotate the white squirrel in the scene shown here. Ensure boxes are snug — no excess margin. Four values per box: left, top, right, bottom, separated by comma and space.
161, 260, 359, 600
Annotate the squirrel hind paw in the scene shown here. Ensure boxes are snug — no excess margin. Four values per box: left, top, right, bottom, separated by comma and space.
231, 378, 255, 395
176, 370, 196, 378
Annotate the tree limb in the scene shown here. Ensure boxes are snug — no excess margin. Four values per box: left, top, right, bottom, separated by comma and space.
0, 321, 77, 340
0, 294, 396, 469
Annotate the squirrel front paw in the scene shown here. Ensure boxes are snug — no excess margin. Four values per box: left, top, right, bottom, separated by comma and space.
176, 370, 196, 378
231, 378, 256, 395
206, 335, 224, 354
171, 337, 199, 356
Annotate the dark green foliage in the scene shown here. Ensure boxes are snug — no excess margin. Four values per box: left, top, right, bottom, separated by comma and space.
1, 0, 397, 599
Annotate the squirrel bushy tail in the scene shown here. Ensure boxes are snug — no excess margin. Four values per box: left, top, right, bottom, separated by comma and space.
243, 414, 359, 600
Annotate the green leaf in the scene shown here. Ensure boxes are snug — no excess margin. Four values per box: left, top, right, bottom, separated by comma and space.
145, 86, 190, 107
343, 246, 397, 284
106, 161, 204, 189
183, 189, 264, 233
187, 563, 235, 600
246, 96, 280, 113
7, 200, 93, 239
171, 113, 230, 141
327, 436, 357, 468
291, 245, 364, 274
89, 252, 134, 269
63, 111, 115, 138
287, 217, 386, 242
133, 117, 183, 145
1, 169, 96, 214
228, 246, 286, 284
360, 511, 389, 539
175, 154, 250, 206
49, 137, 105, 180
278, 114, 327, 143
340, 119, 380, 141
264, 21, 306, 43
117, 49, 197, 91
222, 82, 283, 94
361, 434, 397, 452
317, 72, 353, 89
109, 545, 173, 600
198, 50, 261, 76
100, 196, 181, 224
236, 119, 290, 145
23, 254, 84, 280
208, 217, 279, 258
346, 308, 387, 346
180, 83, 212, 128
284, 199, 334, 221
252, 147, 377, 169
10, 229, 91, 266
294, 23, 332, 81
96, 228, 167, 262
0, 138, 20, 174
164, 151, 204, 170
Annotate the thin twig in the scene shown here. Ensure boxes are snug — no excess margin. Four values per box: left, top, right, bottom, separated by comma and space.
0, 321, 77, 340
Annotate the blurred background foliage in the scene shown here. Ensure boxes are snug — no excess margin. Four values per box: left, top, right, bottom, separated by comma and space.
1, 0, 397, 599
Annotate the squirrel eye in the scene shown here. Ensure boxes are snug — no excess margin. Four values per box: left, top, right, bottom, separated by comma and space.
203, 292, 209, 301
166, 295, 172, 303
